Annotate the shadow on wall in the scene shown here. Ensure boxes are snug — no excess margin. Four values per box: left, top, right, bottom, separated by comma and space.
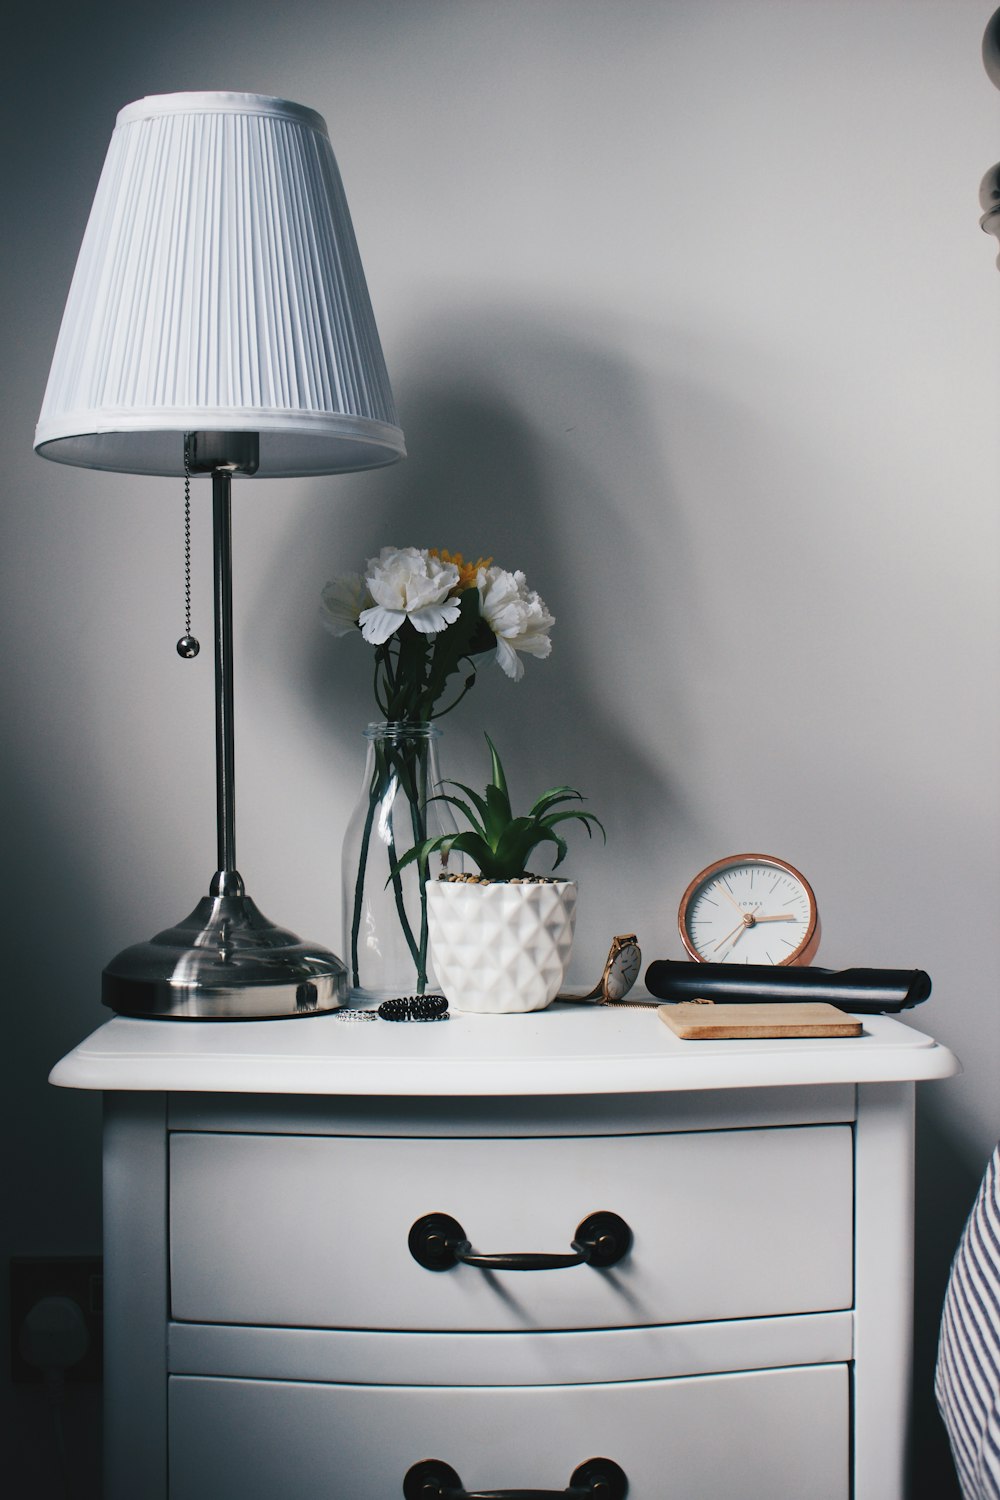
288, 305, 698, 892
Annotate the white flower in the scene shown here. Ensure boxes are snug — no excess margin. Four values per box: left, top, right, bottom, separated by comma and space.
319, 573, 371, 637
358, 547, 462, 645
477, 565, 554, 681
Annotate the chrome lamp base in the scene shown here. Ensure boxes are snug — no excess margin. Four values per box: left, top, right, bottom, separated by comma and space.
102, 871, 348, 1020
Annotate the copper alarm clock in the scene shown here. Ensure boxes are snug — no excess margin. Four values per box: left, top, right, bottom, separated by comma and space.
678, 853, 820, 967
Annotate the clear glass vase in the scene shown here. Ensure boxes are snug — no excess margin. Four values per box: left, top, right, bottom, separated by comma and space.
341, 722, 456, 997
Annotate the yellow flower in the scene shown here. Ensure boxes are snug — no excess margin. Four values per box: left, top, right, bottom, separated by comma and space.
429, 548, 493, 594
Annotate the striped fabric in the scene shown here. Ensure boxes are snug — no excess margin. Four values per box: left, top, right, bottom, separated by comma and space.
937, 1147, 1000, 1499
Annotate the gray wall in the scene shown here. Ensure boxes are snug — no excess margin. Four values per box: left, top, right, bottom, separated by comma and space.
3, 1, 997, 1494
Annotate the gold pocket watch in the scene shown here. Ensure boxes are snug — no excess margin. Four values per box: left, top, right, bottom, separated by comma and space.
678, 854, 819, 967
589, 933, 642, 1001
558, 934, 642, 1003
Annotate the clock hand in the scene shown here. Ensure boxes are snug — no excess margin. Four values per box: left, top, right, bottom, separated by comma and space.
713, 919, 746, 952
716, 882, 745, 915
713, 905, 762, 953
750, 913, 797, 923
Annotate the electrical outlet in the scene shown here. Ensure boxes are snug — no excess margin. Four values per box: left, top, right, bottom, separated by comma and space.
9, 1257, 103, 1384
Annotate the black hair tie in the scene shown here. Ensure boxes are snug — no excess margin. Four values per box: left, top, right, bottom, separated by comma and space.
378, 994, 449, 1022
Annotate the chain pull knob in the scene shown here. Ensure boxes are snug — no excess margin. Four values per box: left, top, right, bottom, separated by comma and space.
176, 462, 200, 658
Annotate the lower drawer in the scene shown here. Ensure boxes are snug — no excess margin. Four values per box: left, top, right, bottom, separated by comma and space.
168, 1363, 849, 1500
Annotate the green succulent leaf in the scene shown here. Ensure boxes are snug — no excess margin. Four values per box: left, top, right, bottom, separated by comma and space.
541, 809, 606, 841
438, 830, 496, 867
390, 836, 449, 879
485, 733, 510, 802
535, 826, 571, 869
491, 817, 539, 874
484, 782, 513, 841
436, 779, 491, 828
390, 827, 495, 882
427, 790, 488, 839
503, 823, 569, 871
527, 786, 585, 818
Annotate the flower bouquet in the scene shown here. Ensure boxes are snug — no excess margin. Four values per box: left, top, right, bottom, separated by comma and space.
321, 546, 554, 993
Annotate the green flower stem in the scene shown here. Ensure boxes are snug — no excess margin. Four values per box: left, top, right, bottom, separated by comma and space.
351, 733, 427, 993
384, 818, 423, 985
378, 740, 423, 981
405, 746, 431, 992
349, 781, 378, 989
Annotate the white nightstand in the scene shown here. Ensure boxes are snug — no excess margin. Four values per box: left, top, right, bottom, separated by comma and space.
51, 1002, 958, 1500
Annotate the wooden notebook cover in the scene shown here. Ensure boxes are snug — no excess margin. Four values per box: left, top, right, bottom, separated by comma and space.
657, 1001, 862, 1040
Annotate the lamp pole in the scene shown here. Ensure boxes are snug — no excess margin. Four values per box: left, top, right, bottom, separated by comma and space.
184, 431, 260, 897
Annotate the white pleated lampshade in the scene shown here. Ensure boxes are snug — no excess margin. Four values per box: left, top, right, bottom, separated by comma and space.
35, 91, 405, 478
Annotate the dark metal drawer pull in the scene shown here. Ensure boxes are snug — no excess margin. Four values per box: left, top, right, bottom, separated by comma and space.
408, 1211, 632, 1272
403, 1456, 628, 1500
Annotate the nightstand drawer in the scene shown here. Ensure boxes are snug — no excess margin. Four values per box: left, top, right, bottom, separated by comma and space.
168, 1363, 849, 1500
169, 1125, 853, 1331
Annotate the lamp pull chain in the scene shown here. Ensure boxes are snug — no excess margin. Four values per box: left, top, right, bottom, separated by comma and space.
177, 463, 200, 659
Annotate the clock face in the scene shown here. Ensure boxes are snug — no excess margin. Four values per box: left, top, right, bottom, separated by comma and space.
605, 939, 641, 1001
678, 855, 819, 967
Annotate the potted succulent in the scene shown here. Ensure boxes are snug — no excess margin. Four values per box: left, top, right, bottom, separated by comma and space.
395, 735, 605, 1013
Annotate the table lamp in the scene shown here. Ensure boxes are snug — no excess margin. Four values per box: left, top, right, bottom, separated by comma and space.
34, 91, 406, 1019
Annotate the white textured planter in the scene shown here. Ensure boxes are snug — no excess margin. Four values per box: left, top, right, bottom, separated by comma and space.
425, 879, 577, 1014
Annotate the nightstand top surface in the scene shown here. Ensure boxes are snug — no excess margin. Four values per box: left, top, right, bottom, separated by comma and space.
49, 999, 959, 1096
